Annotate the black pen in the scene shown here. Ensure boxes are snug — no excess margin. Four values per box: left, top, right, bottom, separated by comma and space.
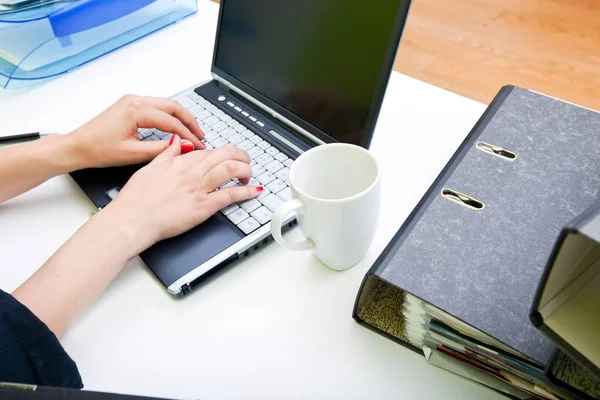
0, 131, 55, 145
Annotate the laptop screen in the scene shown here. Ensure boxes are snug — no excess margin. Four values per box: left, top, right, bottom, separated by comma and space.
213, 0, 410, 146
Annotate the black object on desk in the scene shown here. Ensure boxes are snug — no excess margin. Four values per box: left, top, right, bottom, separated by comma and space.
0, 383, 174, 400
353, 85, 600, 399
0, 132, 53, 145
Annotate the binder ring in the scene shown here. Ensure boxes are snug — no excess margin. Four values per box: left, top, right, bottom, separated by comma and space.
476, 142, 517, 160
441, 188, 485, 211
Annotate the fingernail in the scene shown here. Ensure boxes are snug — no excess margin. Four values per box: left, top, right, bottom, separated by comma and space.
181, 143, 195, 154
256, 186, 264, 192
169, 135, 176, 145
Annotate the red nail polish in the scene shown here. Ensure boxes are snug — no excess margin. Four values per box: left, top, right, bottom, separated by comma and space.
256, 186, 264, 192
181, 143, 195, 154
169, 135, 175, 145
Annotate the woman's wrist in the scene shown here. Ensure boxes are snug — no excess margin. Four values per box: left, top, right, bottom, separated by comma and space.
41, 133, 92, 173
93, 201, 157, 260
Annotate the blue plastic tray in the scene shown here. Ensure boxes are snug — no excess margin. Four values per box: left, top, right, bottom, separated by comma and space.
0, 0, 197, 89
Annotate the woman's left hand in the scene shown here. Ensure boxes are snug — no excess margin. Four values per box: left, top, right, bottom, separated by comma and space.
68, 94, 205, 168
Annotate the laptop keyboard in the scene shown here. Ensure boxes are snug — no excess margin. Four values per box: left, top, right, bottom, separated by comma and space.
137, 90, 295, 235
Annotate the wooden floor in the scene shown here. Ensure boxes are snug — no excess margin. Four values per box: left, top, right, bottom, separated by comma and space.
211, 0, 600, 110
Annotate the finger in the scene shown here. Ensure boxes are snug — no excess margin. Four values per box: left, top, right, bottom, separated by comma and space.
186, 145, 250, 173
137, 107, 205, 150
142, 96, 204, 140
129, 137, 195, 162
200, 160, 252, 192
205, 185, 263, 216
153, 134, 182, 162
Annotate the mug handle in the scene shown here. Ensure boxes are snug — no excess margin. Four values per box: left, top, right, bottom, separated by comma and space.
271, 199, 314, 251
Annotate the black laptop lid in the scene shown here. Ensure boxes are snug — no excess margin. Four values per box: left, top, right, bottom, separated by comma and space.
212, 0, 412, 148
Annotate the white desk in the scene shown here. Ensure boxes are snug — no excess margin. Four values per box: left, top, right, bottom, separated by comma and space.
0, 2, 503, 399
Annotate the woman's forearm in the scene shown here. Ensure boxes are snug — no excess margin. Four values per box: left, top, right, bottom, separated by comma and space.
12, 206, 143, 339
0, 134, 87, 204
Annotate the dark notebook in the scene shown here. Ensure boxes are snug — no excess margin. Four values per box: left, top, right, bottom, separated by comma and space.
353, 86, 600, 399
532, 199, 600, 382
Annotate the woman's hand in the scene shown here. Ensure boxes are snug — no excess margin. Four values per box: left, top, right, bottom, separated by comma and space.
101, 137, 263, 257
68, 94, 205, 168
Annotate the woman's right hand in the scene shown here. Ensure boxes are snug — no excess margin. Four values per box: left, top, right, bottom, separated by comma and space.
101, 136, 263, 258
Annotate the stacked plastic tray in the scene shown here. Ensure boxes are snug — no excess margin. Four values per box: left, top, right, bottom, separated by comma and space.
0, 0, 197, 89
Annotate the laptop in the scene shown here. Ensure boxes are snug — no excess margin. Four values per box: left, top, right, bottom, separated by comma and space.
70, 0, 412, 297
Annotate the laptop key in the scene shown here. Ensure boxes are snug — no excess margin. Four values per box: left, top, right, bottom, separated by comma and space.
248, 146, 264, 159
146, 135, 160, 141
214, 110, 225, 118
261, 194, 284, 212
205, 143, 214, 150
219, 180, 237, 189
257, 171, 276, 185
220, 127, 237, 139
242, 130, 254, 139
221, 203, 239, 216
234, 124, 247, 133
266, 147, 280, 157
284, 159, 293, 168
248, 177, 261, 186
138, 129, 153, 139
228, 209, 249, 225
252, 164, 266, 176
196, 110, 212, 121
187, 92, 203, 102
237, 140, 255, 152
204, 131, 220, 142
240, 198, 261, 213
204, 116, 221, 126
275, 167, 290, 181
250, 135, 263, 144
266, 179, 286, 194
227, 119, 240, 127
257, 188, 271, 201
198, 100, 211, 108
154, 129, 172, 139
228, 133, 245, 145
258, 141, 271, 150
251, 206, 273, 224
189, 105, 204, 117
211, 137, 229, 149
212, 121, 229, 132
207, 105, 219, 113
237, 217, 260, 234
256, 153, 274, 165
175, 95, 196, 109
275, 153, 288, 163
277, 187, 292, 202
220, 114, 232, 122
265, 160, 284, 173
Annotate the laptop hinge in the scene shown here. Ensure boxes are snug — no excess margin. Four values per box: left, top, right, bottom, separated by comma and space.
214, 74, 232, 91
212, 73, 325, 147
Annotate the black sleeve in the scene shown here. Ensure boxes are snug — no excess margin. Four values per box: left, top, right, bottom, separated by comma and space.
0, 289, 83, 389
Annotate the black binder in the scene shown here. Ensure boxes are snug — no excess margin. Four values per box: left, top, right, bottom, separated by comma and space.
354, 86, 600, 399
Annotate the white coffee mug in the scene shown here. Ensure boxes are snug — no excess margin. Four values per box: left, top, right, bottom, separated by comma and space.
271, 143, 380, 270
